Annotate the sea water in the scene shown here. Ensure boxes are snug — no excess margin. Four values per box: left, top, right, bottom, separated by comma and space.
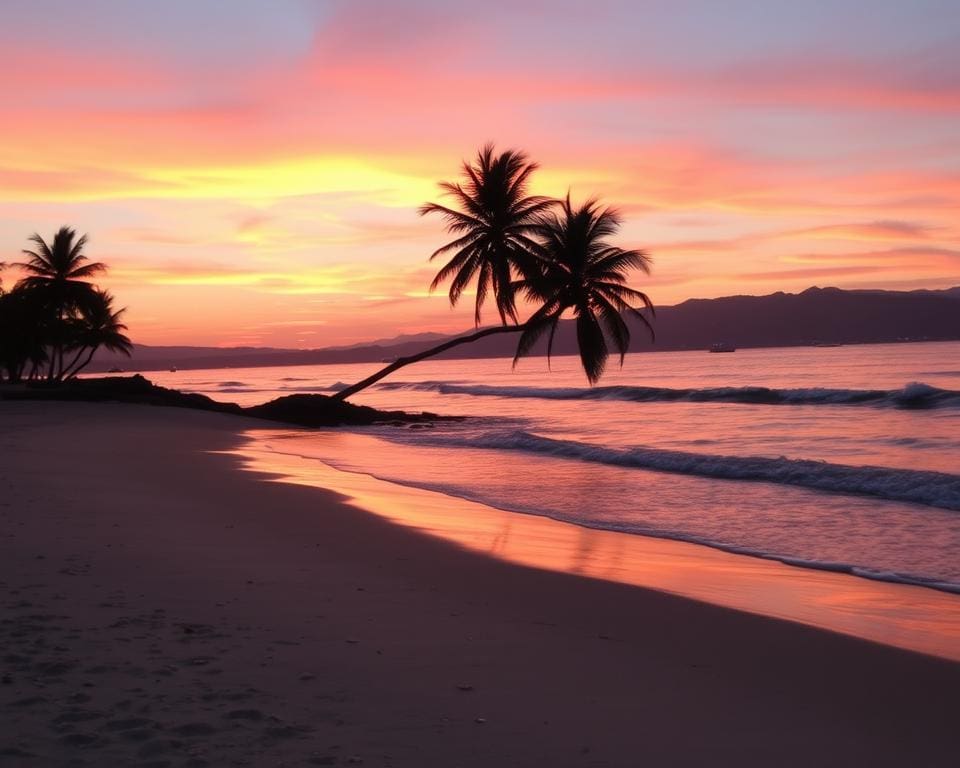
146, 341, 960, 593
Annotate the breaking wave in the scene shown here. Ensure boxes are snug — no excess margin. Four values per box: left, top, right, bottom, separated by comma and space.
375, 380, 960, 409
396, 430, 960, 511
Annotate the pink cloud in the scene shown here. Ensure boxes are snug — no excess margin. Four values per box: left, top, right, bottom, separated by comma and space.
790, 221, 935, 240
2, 5, 959, 346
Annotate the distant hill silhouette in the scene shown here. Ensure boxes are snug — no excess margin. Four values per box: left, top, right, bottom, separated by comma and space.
86, 286, 960, 373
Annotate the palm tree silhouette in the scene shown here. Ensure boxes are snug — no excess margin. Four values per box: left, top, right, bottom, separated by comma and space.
420, 143, 556, 326
333, 150, 655, 401
513, 195, 654, 382
0, 285, 51, 382
15, 227, 106, 380
61, 290, 133, 378
333, 146, 559, 401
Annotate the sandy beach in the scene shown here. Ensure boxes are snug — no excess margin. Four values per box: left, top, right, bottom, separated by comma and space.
2, 401, 958, 767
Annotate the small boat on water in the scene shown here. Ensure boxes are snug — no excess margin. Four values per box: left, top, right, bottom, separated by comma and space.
169, 366, 178, 372
107, 367, 124, 373
708, 342, 736, 353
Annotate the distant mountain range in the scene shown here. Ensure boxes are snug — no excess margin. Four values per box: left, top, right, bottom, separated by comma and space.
87, 286, 960, 373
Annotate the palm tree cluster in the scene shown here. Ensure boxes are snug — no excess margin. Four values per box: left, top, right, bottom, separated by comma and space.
334, 145, 654, 400
0, 227, 132, 383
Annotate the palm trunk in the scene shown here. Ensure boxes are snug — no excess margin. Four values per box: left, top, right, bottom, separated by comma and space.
333, 324, 527, 401
46, 346, 58, 381
61, 346, 90, 379
64, 346, 98, 379
48, 305, 65, 381
56, 345, 66, 381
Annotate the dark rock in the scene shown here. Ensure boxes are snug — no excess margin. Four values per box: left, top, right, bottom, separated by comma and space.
246, 393, 458, 427
2, 376, 462, 428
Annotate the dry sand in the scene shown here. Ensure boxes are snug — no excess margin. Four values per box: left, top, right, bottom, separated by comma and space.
1, 401, 958, 767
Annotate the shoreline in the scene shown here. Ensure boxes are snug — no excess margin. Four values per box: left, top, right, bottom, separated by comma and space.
235, 428, 960, 662
2, 401, 958, 766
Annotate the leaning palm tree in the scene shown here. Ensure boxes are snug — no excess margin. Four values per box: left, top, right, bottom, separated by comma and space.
332, 146, 557, 401
61, 290, 133, 379
15, 226, 106, 380
513, 195, 655, 382
332, 169, 654, 401
420, 143, 556, 326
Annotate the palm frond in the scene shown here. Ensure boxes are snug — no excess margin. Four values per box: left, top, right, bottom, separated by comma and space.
474, 260, 492, 326
493, 254, 518, 324
593, 294, 632, 364
66, 262, 107, 280
26, 234, 53, 261
427, 230, 483, 260
67, 232, 89, 261
590, 247, 652, 275
512, 299, 563, 366
419, 201, 484, 233
447, 252, 482, 306
421, 145, 550, 326
575, 307, 608, 384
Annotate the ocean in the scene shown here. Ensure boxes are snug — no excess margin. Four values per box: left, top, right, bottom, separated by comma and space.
145, 341, 960, 594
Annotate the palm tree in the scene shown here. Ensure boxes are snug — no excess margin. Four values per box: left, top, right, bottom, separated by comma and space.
420, 143, 556, 326
0, 285, 50, 382
332, 147, 557, 401
14, 226, 106, 380
61, 290, 133, 379
332, 156, 655, 401
513, 196, 655, 382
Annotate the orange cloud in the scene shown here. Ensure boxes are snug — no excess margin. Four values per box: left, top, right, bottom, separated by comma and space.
737, 265, 890, 281
789, 246, 960, 266
789, 221, 936, 241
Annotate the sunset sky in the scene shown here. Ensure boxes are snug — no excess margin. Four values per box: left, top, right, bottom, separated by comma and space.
1, 0, 958, 347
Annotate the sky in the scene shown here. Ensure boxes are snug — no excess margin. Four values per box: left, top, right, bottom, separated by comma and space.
1, 0, 958, 347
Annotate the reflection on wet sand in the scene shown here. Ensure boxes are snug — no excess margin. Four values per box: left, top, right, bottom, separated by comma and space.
229, 429, 960, 662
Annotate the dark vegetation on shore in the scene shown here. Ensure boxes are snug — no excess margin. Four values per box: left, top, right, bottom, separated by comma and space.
0, 227, 131, 383
0, 375, 453, 427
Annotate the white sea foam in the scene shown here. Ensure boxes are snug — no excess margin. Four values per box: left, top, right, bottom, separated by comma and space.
394, 429, 960, 511
374, 380, 960, 408
264, 438, 960, 594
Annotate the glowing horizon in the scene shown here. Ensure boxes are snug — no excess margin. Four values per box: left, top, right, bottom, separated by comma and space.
1, 1, 958, 347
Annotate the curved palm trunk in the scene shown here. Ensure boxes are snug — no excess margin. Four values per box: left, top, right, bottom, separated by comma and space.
61, 346, 88, 379
46, 346, 58, 381
333, 324, 527, 401
56, 345, 67, 381
47, 305, 65, 381
64, 346, 98, 379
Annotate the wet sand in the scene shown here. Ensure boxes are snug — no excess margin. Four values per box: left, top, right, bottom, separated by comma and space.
235, 429, 960, 661
1, 401, 958, 767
